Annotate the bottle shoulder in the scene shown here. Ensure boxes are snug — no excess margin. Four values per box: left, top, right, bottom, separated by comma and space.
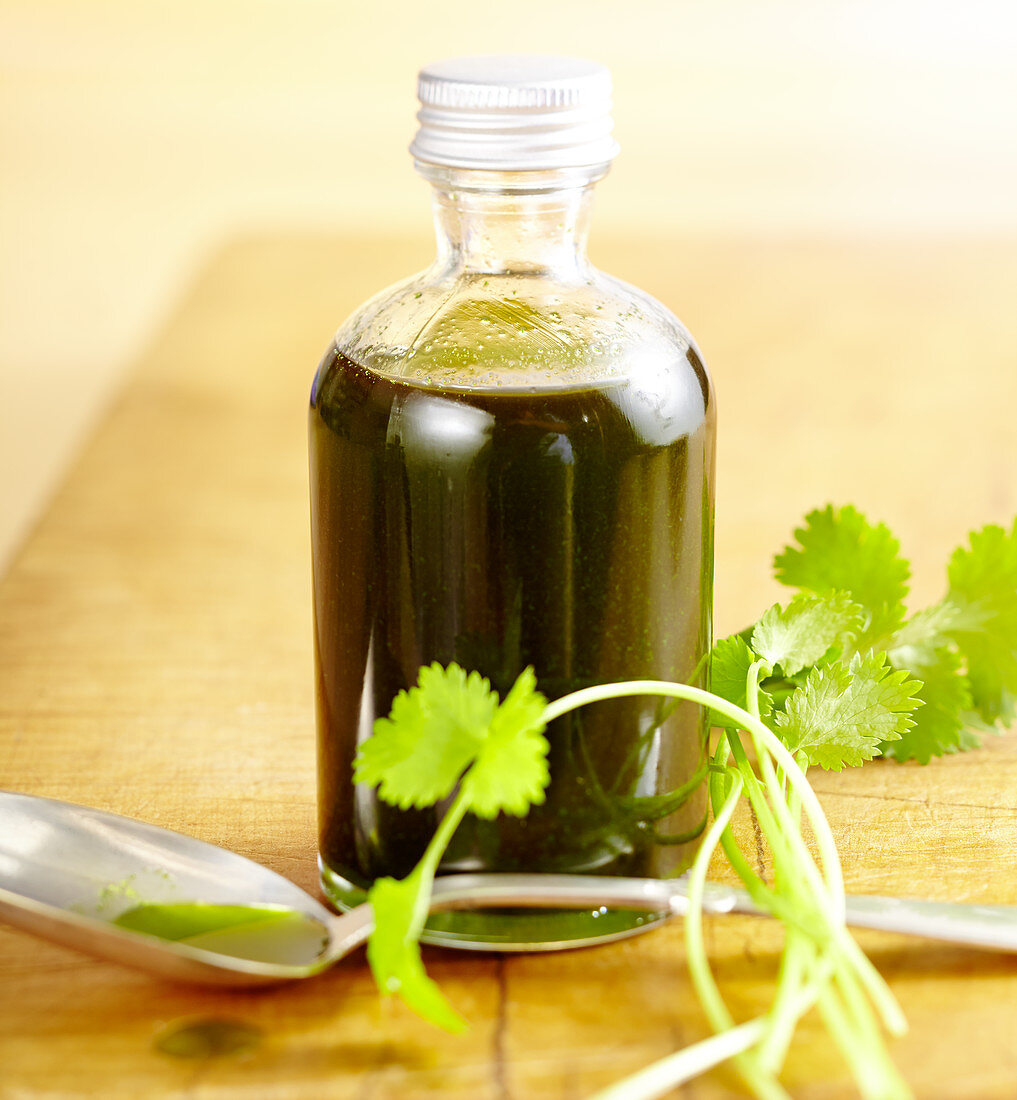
325, 264, 712, 395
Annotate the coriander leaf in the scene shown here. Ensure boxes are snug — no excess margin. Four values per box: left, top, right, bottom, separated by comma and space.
775, 652, 923, 770
957, 708, 997, 750
945, 520, 1017, 726
461, 667, 549, 818
773, 505, 910, 638
881, 648, 972, 764
886, 600, 961, 669
709, 635, 772, 727
751, 592, 863, 676
366, 873, 467, 1033
885, 602, 974, 762
353, 663, 497, 809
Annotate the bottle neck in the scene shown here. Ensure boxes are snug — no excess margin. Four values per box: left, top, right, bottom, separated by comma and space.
416, 164, 607, 280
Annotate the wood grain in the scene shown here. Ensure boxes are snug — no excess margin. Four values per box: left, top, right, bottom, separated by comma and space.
1, 233, 1016, 1098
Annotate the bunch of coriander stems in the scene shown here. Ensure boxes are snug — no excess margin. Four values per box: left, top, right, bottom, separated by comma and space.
541, 676, 910, 1100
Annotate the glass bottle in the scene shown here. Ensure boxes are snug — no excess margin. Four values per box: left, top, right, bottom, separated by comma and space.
309, 56, 715, 947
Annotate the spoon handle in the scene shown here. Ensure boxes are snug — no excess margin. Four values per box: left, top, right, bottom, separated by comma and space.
837, 894, 1017, 953
427, 874, 1017, 953
426, 873, 731, 915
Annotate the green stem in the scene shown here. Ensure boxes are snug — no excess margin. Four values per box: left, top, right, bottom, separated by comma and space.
742, 668, 836, 925
745, 662, 794, 850
817, 967, 912, 1100
746, 660, 767, 722
709, 743, 781, 918
408, 784, 473, 936
723, 734, 823, 937
830, 921, 909, 1036
685, 773, 789, 1100
757, 930, 812, 1074
746, 663, 819, 1074
724, 732, 796, 878
595, 949, 850, 1100
833, 961, 911, 1097
588, 1017, 769, 1100
542, 680, 846, 912
684, 772, 743, 1038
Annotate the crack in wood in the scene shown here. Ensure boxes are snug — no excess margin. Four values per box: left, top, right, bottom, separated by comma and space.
492, 956, 513, 1100
752, 804, 769, 885
352, 1040, 395, 1100
810, 787, 1017, 813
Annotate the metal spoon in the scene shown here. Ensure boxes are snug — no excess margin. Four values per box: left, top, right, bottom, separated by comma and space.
2, 789, 1017, 988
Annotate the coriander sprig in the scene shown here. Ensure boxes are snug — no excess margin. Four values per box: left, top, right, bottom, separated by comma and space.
775, 506, 1017, 760
352, 664, 548, 1026
352, 506, 1017, 1098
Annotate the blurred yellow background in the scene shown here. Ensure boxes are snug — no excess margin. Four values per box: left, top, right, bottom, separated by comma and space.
2, 0, 1016, 572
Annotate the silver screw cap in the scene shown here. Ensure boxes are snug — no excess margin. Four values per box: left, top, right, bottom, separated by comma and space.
410, 54, 619, 171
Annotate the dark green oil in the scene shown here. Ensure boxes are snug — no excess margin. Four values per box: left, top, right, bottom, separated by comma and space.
113, 903, 328, 965
309, 346, 714, 944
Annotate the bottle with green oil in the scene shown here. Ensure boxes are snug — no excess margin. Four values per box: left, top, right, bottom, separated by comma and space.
309, 55, 715, 947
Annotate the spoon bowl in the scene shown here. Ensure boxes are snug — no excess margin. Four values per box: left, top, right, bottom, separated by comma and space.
4, 789, 1017, 987
0, 789, 341, 984
0, 790, 690, 985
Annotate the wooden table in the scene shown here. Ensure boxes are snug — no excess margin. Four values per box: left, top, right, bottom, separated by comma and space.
2, 233, 1016, 1099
